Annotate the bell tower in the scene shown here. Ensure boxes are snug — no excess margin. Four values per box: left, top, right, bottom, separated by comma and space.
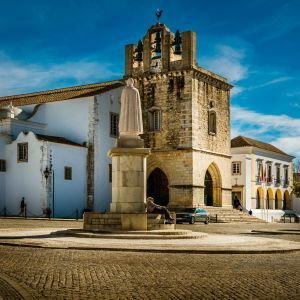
123, 16, 233, 210
125, 23, 196, 76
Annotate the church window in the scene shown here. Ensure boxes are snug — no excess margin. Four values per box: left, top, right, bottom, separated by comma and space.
148, 109, 161, 132
18, 143, 28, 162
232, 162, 241, 175
109, 164, 112, 183
110, 113, 119, 137
208, 111, 216, 134
0, 160, 6, 172
64, 167, 72, 180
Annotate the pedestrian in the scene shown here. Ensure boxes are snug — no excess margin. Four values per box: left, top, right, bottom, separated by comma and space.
146, 197, 174, 223
233, 195, 243, 211
19, 197, 25, 217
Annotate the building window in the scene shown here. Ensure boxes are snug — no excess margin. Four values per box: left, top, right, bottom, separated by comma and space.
0, 160, 6, 172
64, 167, 72, 180
148, 110, 161, 132
110, 113, 119, 137
284, 167, 289, 185
267, 163, 272, 183
109, 164, 112, 183
257, 161, 263, 182
18, 143, 28, 162
276, 165, 281, 185
208, 111, 216, 135
232, 162, 241, 175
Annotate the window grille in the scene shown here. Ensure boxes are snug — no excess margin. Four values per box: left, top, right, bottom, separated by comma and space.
208, 111, 216, 134
18, 143, 28, 162
232, 162, 241, 175
110, 113, 119, 137
64, 166, 72, 180
0, 160, 6, 172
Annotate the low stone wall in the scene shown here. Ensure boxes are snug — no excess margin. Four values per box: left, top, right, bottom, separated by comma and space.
84, 212, 175, 231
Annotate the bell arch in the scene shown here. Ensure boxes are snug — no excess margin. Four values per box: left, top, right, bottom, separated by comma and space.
147, 167, 169, 206
204, 162, 222, 207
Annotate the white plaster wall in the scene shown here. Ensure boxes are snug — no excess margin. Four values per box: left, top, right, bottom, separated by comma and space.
4, 132, 46, 216
94, 87, 122, 212
29, 97, 93, 144
49, 143, 87, 218
0, 135, 10, 213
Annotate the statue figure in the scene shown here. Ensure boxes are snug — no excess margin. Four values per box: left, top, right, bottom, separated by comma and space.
119, 78, 143, 137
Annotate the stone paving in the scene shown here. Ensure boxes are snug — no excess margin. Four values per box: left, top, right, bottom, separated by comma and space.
0, 218, 299, 299
0, 246, 300, 299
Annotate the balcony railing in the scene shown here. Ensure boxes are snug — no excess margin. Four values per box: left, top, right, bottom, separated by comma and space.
283, 179, 289, 187
255, 176, 262, 184
274, 178, 281, 187
266, 177, 273, 185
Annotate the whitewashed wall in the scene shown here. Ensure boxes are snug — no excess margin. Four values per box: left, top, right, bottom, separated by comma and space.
4, 132, 46, 216
94, 87, 122, 212
29, 97, 93, 144
48, 142, 87, 218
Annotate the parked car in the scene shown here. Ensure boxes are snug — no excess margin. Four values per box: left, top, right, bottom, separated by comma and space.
174, 208, 210, 224
281, 211, 300, 223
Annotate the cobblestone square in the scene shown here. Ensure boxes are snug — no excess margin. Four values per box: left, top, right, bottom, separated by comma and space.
0, 219, 299, 299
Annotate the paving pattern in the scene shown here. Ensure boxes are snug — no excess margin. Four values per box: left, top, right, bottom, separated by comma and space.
0, 245, 299, 299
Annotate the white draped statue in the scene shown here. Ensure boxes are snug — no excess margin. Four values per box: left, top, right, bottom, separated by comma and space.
119, 78, 143, 136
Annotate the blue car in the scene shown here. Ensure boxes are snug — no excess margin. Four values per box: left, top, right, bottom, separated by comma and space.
175, 208, 210, 224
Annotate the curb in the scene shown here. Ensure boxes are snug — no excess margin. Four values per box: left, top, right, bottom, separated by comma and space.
0, 241, 299, 255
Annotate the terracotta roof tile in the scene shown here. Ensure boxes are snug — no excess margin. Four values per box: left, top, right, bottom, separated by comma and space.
0, 80, 124, 108
231, 135, 288, 156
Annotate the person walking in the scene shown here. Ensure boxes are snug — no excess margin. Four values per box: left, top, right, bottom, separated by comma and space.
19, 197, 25, 217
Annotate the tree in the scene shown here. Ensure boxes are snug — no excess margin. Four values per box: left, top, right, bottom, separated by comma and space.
293, 159, 300, 174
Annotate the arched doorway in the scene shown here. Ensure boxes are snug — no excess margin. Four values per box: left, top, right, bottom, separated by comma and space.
147, 168, 169, 206
204, 171, 213, 206
256, 188, 264, 209
283, 190, 290, 210
203, 163, 222, 207
275, 189, 282, 210
266, 188, 273, 209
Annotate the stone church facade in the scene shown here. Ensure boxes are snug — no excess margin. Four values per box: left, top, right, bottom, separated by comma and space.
125, 23, 233, 208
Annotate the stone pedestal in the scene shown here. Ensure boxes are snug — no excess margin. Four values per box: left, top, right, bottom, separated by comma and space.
108, 147, 150, 214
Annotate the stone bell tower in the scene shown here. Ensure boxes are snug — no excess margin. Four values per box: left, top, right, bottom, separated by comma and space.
124, 21, 233, 209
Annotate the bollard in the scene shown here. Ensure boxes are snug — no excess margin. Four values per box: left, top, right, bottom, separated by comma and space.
25, 204, 27, 219
76, 208, 78, 221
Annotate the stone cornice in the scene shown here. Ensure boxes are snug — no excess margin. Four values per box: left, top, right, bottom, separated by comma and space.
132, 66, 233, 91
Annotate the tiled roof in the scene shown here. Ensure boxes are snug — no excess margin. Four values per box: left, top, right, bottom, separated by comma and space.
35, 134, 85, 147
0, 80, 124, 108
231, 135, 289, 156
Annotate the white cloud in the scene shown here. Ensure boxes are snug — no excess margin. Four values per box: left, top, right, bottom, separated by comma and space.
203, 45, 248, 83
272, 137, 300, 158
231, 105, 300, 158
247, 76, 291, 91
0, 53, 121, 96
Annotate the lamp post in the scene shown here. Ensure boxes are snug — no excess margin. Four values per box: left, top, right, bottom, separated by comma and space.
44, 166, 55, 219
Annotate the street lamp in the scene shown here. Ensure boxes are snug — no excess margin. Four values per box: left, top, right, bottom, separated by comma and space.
44, 166, 55, 218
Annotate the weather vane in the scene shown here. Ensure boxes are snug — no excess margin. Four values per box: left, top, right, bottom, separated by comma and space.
156, 9, 163, 23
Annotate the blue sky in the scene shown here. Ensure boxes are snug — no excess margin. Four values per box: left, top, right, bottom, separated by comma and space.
0, 0, 299, 159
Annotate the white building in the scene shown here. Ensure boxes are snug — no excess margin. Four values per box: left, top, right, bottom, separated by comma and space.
0, 81, 123, 217
231, 136, 294, 222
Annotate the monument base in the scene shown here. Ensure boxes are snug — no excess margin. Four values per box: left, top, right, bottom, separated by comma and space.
108, 147, 150, 214
83, 212, 176, 231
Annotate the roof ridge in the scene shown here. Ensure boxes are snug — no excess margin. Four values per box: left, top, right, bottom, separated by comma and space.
0, 79, 123, 100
